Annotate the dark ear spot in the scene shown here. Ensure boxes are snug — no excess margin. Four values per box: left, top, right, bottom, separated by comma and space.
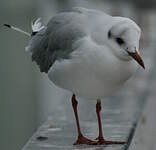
108, 30, 112, 38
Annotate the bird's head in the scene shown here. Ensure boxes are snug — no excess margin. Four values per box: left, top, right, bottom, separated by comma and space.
108, 17, 145, 69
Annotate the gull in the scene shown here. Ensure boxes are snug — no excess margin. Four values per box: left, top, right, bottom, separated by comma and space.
4, 7, 145, 145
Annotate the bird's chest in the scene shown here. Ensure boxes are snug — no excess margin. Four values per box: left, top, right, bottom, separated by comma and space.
48, 48, 137, 99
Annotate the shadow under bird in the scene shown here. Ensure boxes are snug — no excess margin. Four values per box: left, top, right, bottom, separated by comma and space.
4, 7, 145, 145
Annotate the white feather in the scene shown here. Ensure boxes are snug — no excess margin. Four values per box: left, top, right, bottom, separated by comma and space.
31, 18, 45, 32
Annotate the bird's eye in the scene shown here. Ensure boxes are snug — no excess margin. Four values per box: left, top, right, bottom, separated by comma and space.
116, 37, 124, 45
108, 30, 112, 38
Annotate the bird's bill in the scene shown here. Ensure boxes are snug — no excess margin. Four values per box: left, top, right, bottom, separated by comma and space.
127, 51, 145, 69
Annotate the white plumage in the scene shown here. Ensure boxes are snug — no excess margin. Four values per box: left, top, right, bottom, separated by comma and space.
47, 7, 141, 99
31, 18, 45, 32
48, 36, 137, 99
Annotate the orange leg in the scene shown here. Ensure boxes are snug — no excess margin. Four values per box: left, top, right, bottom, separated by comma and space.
71, 94, 96, 145
95, 99, 126, 145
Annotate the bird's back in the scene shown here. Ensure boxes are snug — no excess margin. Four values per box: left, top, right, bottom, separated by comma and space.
26, 7, 108, 73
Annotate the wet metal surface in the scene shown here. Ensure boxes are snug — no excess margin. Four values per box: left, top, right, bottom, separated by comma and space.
23, 94, 146, 150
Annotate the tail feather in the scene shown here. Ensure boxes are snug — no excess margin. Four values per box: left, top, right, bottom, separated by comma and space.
3, 18, 46, 53
31, 18, 45, 36
3, 23, 31, 37
3, 18, 45, 37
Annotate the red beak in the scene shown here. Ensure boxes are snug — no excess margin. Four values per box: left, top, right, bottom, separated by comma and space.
127, 51, 145, 69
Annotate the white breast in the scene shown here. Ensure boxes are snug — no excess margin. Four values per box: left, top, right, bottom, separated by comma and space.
48, 37, 137, 99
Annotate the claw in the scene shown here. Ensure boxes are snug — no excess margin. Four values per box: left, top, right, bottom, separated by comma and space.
96, 139, 126, 145
73, 135, 97, 145
74, 135, 126, 145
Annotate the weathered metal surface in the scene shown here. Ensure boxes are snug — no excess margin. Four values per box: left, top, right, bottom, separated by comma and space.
23, 74, 150, 150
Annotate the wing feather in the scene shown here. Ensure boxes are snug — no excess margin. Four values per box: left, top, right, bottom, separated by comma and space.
27, 10, 87, 73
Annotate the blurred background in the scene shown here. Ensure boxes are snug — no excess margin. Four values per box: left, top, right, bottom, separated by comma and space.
0, 0, 156, 150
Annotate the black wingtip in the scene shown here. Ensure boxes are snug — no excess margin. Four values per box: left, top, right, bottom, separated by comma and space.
3, 24, 11, 28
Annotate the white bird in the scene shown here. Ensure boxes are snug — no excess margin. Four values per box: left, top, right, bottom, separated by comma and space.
4, 7, 145, 145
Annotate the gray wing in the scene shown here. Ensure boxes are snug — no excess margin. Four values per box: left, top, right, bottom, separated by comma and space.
27, 7, 97, 73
